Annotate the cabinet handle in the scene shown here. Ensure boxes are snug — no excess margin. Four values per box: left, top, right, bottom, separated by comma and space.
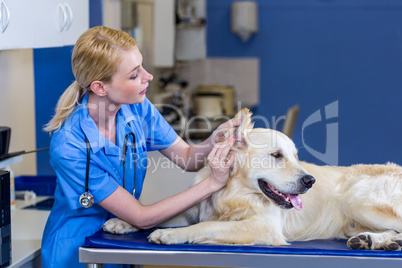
58, 4, 67, 32
1, 0, 10, 33
64, 3, 73, 31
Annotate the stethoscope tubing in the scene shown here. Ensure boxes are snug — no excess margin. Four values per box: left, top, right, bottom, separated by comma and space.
80, 131, 136, 208
122, 132, 136, 191
85, 136, 90, 193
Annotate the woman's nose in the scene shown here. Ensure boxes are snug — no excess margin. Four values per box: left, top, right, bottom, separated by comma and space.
143, 69, 153, 83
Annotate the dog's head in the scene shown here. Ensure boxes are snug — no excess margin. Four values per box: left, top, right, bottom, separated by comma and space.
226, 108, 315, 211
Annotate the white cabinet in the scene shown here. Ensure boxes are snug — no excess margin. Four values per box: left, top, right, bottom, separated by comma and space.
33, 0, 64, 48
34, 0, 89, 48
154, 0, 175, 67
0, 0, 88, 50
103, 0, 175, 68
62, 0, 89, 46
0, 0, 34, 50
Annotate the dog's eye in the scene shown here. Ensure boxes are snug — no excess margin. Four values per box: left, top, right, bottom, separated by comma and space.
271, 152, 283, 159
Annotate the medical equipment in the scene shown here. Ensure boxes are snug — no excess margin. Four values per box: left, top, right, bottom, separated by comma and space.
0, 126, 49, 160
0, 170, 11, 266
79, 131, 137, 208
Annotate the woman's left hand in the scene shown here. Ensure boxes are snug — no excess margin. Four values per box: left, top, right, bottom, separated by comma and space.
212, 117, 242, 144
207, 134, 236, 189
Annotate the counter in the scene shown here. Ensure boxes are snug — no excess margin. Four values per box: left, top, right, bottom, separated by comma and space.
10, 197, 50, 267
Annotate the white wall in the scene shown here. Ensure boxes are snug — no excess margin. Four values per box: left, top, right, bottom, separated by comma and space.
140, 151, 195, 205
0, 49, 37, 176
168, 58, 260, 108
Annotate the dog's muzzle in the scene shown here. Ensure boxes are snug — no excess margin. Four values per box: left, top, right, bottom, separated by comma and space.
300, 174, 315, 189
258, 174, 315, 211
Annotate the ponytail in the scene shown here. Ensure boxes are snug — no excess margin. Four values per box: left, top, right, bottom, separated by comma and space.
44, 81, 85, 133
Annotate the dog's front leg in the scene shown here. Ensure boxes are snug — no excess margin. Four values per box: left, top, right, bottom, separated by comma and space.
148, 219, 287, 245
103, 206, 200, 234
103, 218, 138, 234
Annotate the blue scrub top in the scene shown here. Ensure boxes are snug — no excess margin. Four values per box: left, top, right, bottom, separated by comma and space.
41, 94, 177, 268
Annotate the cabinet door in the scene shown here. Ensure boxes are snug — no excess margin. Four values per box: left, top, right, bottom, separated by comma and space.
62, 0, 89, 46
154, 0, 175, 67
33, 0, 64, 48
0, 0, 34, 50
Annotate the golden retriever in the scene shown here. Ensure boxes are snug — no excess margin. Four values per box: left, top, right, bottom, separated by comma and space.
104, 109, 402, 250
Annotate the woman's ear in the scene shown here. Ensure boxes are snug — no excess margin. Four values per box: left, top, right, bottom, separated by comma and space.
90, 81, 107, 97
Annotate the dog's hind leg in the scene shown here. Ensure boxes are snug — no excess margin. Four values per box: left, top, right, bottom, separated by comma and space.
345, 205, 402, 250
347, 230, 402, 251
348, 205, 402, 234
342, 172, 402, 232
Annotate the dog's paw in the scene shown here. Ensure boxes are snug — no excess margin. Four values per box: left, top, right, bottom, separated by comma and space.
148, 228, 188, 245
347, 234, 373, 250
383, 241, 401, 251
348, 232, 402, 251
384, 232, 402, 251
103, 218, 138, 234
393, 233, 402, 248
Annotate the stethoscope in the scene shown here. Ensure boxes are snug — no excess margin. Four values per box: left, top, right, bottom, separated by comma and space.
79, 131, 137, 208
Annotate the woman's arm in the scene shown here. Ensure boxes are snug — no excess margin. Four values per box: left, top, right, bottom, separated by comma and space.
160, 117, 242, 171
98, 135, 236, 230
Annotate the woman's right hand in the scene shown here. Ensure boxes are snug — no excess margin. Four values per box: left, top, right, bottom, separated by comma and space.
207, 134, 236, 189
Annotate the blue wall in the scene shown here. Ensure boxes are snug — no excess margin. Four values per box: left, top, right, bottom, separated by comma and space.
34, 0, 103, 175
34, 0, 402, 175
34, 47, 75, 175
207, 0, 402, 166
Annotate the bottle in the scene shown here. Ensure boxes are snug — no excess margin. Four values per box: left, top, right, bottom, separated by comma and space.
9, 168, 15, 211
3, 166, 15, 211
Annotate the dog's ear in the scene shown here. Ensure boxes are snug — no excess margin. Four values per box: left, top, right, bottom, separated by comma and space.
232, 108, 254, 150
226, 109, 253, 177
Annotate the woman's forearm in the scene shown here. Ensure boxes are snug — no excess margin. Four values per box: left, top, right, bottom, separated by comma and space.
99, 176, 222, 230
184, 135, 215, 171
160, 135, 216, 172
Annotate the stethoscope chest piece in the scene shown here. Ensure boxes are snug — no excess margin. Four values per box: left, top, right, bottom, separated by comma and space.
80, 130, 137, 208
79, 192, 94, 208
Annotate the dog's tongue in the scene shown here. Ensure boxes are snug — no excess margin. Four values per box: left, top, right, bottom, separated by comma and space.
287, 194, 303, 211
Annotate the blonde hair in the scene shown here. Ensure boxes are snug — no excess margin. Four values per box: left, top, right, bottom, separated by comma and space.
44, 26, 137, 133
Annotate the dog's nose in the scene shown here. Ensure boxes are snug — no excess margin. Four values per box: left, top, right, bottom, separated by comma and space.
301, 175, 315, 188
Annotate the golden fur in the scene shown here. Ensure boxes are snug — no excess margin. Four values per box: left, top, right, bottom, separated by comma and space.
106, 109, 402, 250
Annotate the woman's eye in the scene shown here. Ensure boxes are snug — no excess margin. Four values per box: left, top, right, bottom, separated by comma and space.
130, 70, 139, 80
271, 152, 283, 159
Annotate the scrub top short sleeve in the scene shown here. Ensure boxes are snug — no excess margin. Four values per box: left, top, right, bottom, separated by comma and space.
50, 144, 120, 210
131, 98, 177, 151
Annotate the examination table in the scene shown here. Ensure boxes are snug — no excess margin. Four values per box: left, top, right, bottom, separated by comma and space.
79, 229, 402, 268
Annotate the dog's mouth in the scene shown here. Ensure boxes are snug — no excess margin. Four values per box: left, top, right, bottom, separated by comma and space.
258, 179, 303, 211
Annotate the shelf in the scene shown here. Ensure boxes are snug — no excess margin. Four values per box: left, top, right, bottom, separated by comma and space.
176, 23, 205, 30
0, 155, 23, 170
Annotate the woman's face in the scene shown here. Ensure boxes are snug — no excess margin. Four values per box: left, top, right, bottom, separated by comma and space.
104, 47, 153, 105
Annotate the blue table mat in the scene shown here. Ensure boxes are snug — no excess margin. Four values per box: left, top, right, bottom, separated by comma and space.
85, 229, 402, 258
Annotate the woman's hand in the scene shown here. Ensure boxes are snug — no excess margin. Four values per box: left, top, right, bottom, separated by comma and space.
212, 117, 242, 144
207, 134, 236, 189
